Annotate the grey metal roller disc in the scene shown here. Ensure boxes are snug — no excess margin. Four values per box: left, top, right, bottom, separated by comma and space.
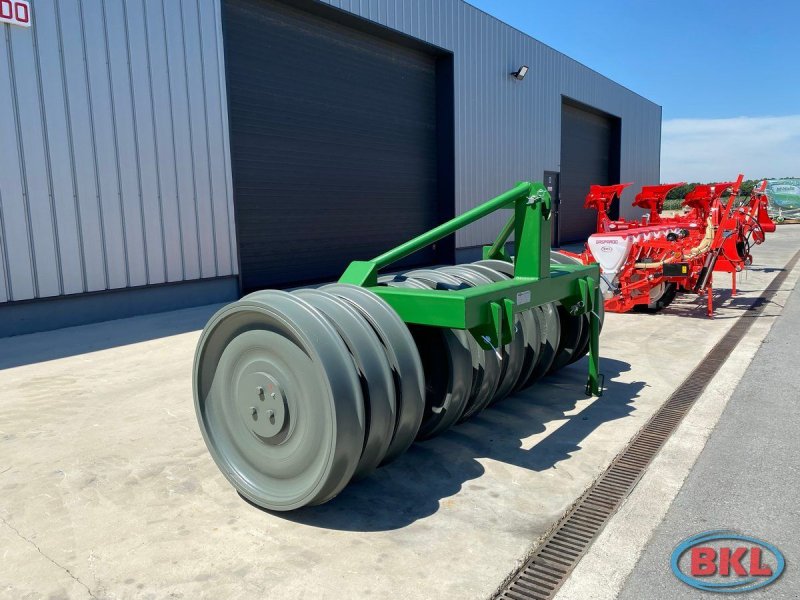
403, 268, 468, 290
548, 301, 584, 373
473, 259, 561, 387
321, 284, 424, 465
437, 264, 491, 288
486, 315, 526, 404
192, 290, 365, 511
551, 251, 605, 364
458, 330, 499, 421
569, 327, 592, 363
378, 274, 430, 289
473, 259, 515, 277
394, 272, 474, 436
512, 306, 541, 392
568, 302, 601, 364
407, 323, 474, 438
521, 303, 561, 387
294, 289, 396, 480
472, 259, 535, 404
480, 254, 595, 371
453, 263, 542, 393
548, 251, 605, 329
551, 251, 589, 361
470, 260, 539, 399
459, 262, 510, 283
436, 266, 502, 420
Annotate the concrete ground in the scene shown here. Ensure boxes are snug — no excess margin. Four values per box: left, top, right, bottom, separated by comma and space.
555, 228, 800, 600
0, 228, 797, 600
617, 268, 800, 598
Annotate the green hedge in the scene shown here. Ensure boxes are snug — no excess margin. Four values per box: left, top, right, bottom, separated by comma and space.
659, 196, 748, 213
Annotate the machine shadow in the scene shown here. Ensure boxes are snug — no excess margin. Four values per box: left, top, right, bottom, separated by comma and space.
746, 266, 785, 274
0, 303, 223, 370
273, 357, 643, 532
662, 289, 778, 321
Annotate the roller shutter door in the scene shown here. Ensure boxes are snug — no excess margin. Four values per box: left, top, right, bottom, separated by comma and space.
559, 102, 617, 243
224, 0, 441, 292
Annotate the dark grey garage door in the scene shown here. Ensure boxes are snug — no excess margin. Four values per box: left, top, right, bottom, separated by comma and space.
559, 101, 620, 243
224, 0, 443, 292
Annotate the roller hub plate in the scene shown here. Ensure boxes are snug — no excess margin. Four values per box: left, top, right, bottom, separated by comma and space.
193, 291, 364, 511
240, 373, 289, 441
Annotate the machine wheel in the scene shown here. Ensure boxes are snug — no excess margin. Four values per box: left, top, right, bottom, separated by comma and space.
632, 282, 678, 313
473, 259, 515, 276
437, 266, 503, 419
321, 284, 425, 464
193, 291, 364, 511
476, 257, 589, 375
551, 251, 604, 364
523, 304, 561, 385
658, 282, 679, 308
400, 270, 482, 434
402, 268, 468, 291
473, 259, 556, 392
547, 301, 584, 373
567, 301, 605, 365
406, 324, 474, 438
457, 263, 542, 393
294, 289, 396, 480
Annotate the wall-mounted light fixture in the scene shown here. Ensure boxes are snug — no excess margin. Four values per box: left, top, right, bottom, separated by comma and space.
511, 65, 528, 81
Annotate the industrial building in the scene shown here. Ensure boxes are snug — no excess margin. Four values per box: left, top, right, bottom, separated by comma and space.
0, 0, 661, 336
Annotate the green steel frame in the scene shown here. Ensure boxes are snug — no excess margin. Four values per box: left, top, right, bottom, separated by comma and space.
339, 181, 603, 396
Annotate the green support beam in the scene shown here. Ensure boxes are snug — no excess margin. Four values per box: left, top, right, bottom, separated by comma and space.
338, 180, 603, 396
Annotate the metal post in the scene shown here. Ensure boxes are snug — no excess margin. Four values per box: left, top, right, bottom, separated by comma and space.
586, 278, 603, 396
513, 182, 551, 279
707, 274, 714, 318
485, 215, 515, 259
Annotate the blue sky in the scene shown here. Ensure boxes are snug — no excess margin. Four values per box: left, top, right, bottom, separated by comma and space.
467, 0, 800, 181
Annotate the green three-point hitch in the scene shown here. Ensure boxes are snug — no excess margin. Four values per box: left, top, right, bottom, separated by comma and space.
193, 181, 604, 511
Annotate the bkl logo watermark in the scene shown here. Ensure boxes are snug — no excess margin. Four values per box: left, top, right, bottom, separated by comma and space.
671, 530, 785, 593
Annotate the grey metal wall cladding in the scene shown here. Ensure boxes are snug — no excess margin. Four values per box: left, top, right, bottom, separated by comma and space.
0, 0, 661, 306
559, 102, 616, 243
314, 0, 661, 249
225, 0, 443, 291
0, 0, 236, 304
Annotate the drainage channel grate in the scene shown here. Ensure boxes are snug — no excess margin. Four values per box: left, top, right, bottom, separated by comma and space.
494, 249, 800, 600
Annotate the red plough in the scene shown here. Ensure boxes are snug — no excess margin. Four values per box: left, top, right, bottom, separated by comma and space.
562, 175, 775, 317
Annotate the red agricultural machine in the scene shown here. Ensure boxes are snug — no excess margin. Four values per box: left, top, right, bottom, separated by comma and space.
563, 175, 775, 317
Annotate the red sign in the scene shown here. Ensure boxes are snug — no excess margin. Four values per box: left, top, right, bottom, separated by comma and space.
0, 0, 31, 28
691, 546, 773, 577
